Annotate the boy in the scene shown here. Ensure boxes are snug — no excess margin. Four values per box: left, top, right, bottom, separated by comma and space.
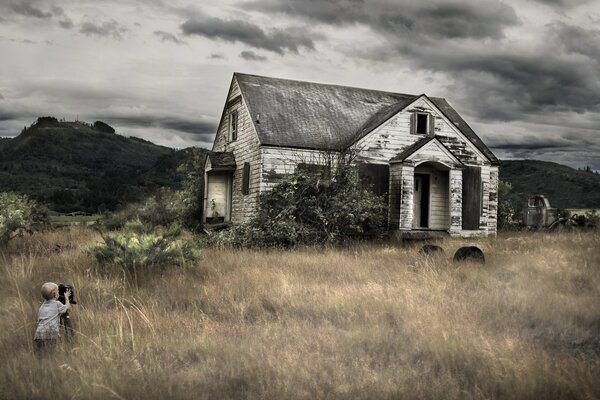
33, 282, 71, 351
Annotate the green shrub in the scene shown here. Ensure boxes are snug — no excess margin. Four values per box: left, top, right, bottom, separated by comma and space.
0, 192, 47, 245
100, 188, 180, 230
207, 163, 387, 248
92, 219, 198, 278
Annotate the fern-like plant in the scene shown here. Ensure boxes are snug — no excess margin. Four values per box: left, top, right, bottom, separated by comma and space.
92, 219, 197, 279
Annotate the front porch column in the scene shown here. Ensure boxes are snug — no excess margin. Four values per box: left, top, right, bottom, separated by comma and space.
449, 167, 462, 233
399, 164, 415, 230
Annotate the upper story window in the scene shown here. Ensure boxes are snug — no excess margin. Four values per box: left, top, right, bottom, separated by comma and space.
411, 112, 435, 135
229, 110, 238, 141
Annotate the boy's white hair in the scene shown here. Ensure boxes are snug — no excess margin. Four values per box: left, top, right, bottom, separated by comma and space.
41, 282, 58, 300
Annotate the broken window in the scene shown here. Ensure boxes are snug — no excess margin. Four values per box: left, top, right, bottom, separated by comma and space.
416, 113, 428, 134
229, 110, 238, 141
411, 112, 434, 135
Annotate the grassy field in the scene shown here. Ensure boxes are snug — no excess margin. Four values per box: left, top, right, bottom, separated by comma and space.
48, 215, 100, 227
1, 228, 599, 399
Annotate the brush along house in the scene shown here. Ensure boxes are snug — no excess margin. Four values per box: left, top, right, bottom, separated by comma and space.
204, 73, 499, 238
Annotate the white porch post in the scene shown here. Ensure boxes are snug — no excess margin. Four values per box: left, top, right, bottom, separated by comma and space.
399, 164, 415, 230
449, 167, 462, 233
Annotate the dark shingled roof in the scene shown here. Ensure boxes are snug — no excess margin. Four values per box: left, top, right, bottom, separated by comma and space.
234, 73, 498, 164
208, 152, 236, 170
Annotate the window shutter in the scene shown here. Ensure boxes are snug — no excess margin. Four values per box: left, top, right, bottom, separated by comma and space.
242, 162, 250, 195
428, 115, 435, 136
410, 113, 416, 135
462, 166, 482, 230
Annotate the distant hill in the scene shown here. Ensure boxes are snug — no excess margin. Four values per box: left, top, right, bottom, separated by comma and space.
500, 160, 600, 209
0, 117, 205, 212
1, 117, 597, 214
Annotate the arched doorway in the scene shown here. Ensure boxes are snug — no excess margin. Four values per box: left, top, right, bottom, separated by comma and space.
412, 161, 450, 230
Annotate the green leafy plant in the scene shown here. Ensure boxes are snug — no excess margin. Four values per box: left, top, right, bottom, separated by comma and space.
207, 162, 387, 248
0, 192, 47, 245
92, 219, 198, 278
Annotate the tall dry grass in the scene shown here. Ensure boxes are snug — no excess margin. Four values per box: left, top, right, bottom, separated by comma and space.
1, 227, 599, 399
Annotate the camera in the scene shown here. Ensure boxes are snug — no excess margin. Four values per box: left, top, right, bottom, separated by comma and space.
58, 283, 77, 305
57, 283, 76, 339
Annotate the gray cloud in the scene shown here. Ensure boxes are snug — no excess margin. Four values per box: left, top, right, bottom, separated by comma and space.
59, 17, 74, 30
79, 20, 128, 39
533, 0, 594, 8
9, 1, 52, 19
153, 30, 186, 45
550, 22, 600, 61
240, 50, 267, 61
94, 114, 217, 137
244, 0, 518, 40
181, 16, 320, 54
209, 53, 224, 59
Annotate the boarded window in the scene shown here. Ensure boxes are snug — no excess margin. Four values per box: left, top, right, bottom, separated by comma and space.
357, 163, 389, 199
242, 162, 250, 195
462, 166, 482, 230
229, 110, 238, 141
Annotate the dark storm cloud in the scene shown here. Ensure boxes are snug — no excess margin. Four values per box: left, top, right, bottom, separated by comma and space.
180, 17, 320, 54
243, 0, 518, 40
533, 0, 594, 8
240, 50, 267, 61
153, 30, 186, 45
550, 22, 600, 61
351, 22, 600, 121
79, 20, 128, 39
99, 114, 217, 138
9, 1, 52, 19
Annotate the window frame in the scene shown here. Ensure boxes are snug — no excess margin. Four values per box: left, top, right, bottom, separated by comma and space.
415, 112, 429, 135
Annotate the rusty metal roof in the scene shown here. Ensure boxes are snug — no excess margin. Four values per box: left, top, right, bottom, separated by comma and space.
235, 73, 498, 164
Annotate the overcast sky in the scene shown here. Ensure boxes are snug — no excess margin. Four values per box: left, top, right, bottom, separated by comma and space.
1, 0, 599, 169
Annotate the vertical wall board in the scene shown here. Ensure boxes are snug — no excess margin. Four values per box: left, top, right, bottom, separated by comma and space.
399, 165, 415, 230
487, 166, 499, 234
449, 168, 463, 231
388, 164, 403, 228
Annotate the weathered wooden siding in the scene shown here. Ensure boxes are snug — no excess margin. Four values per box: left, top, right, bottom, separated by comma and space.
352, 97, 487, 166
260, 147, 337, 191
388, 163, 402, 228
212, 78, 261, 222
487, 166, 499, 235
399, 165, 415, 230
449, 168, 463, 232
406, 140, 457, 167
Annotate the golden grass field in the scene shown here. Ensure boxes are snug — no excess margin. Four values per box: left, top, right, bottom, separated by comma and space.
1, 227, 599, 399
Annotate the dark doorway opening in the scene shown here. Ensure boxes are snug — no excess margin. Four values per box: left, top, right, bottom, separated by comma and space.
414, 173, 430, 228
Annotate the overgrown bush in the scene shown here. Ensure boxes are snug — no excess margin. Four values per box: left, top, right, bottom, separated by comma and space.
207, 163, 387, 248
0, 192, 47, 245
100, 188, 180, 230
498, 180, 519, 230
92, 219, 198, 278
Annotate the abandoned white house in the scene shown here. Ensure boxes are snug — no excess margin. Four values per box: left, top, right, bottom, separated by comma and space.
204, 73, 500, 237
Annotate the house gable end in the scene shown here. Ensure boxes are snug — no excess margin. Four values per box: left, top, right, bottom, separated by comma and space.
212, 74, 261, 152
352, 95, 492, 166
